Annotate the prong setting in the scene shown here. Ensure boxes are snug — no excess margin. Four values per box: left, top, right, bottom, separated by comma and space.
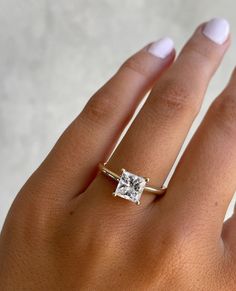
113, 170, 147, 204
99, 162, 167, 200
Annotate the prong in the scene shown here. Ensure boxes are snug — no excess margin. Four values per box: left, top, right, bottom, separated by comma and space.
136, 200, 141, 206
144, 177, 150, 183
121, 168, 126, 173
112, 192, 117, 197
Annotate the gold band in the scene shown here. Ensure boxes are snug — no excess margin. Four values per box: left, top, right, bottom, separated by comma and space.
98, 163, 166, 195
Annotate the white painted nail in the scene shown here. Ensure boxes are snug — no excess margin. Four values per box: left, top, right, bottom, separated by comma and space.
202, 18, 230, 45
148, 37, 174, 59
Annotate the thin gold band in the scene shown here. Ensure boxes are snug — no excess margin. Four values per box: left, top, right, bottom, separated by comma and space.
98, 163, 166, 195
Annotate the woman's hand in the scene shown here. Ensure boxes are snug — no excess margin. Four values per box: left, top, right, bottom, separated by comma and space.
1, 18, 235, 290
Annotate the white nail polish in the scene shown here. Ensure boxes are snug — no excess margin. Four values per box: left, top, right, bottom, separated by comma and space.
202, 18, 230, 45
148, 37, 174, 59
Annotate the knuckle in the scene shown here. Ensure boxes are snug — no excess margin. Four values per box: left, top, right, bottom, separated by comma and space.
10, 189, 62, 242
151, 78, 200, 117
211, 93, 236, 135
183, 40, 214, 63
120, 55, 150, 78
81, 89, 118, 125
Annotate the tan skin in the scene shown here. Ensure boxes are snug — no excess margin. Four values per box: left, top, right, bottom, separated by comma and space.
1, 21, 236, 290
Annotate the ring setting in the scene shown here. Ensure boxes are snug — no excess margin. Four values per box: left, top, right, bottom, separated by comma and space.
99, 163, 166, 205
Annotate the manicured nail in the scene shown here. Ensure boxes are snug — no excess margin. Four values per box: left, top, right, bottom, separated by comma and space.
148, 37, 174, 59
202, 18, 230, 45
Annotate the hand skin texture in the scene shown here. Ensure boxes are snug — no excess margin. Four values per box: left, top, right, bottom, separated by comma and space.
1, 17, 236, 290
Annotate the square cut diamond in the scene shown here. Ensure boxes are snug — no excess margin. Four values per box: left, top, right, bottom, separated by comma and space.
114, 170, 147, 204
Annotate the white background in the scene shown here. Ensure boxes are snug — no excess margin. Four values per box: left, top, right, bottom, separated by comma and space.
1, 0, 236, 228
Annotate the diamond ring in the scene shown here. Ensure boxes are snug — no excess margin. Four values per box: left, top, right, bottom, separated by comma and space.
98, 163, 167, 205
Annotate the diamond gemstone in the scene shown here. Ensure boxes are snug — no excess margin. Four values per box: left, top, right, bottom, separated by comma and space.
114, 170, 147, 204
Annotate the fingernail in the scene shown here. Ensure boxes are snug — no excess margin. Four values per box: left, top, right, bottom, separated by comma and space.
148, 37, 174, 59
202, 17, 230, 45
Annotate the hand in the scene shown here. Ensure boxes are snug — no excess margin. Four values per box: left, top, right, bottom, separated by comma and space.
0, 18, 235, 290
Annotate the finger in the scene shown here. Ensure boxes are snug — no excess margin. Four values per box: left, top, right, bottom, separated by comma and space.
20, 38, 175, 204
165, 67, 236, 242
97, 18, 230, 206
222, 204, 236, 253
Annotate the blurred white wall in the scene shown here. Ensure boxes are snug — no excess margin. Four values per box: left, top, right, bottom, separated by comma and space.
0, 0, 236, 228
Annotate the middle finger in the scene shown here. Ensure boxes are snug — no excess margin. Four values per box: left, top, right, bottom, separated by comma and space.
100, 18, 230, 205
